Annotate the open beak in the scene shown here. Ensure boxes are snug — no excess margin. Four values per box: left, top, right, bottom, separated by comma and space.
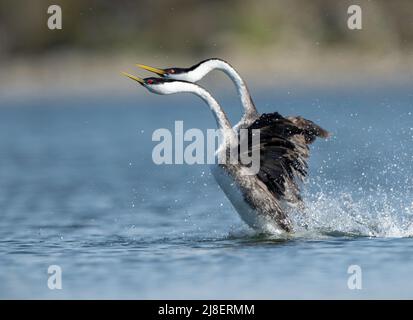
136, 64, 166, 76
122, 72, 145, 85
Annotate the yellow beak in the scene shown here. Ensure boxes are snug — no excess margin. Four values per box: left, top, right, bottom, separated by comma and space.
136, 64, 166, 76
122, 72, 145, 84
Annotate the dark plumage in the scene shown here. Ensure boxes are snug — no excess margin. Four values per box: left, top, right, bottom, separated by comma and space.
239, 112, 330, 207
287, 116, 330, 144
132, 59, 331, 233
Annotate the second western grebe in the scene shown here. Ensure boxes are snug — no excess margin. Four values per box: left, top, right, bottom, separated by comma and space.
137, 59, 328, 136
137, 59, 329, 207
122, 72, 315, 233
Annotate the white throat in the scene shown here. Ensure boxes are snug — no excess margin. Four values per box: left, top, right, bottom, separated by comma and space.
155, 81, 237, 148
187, 59, 259, 124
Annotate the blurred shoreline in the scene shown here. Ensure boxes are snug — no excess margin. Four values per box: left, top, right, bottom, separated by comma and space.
1, 0, 412, 103
0, 50, 412, 103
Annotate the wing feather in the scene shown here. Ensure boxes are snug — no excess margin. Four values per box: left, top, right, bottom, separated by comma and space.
239, 112, 329, 206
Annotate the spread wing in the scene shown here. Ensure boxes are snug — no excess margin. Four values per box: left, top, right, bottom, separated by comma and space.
286, 116, 330, 144
239, 112, 329, 206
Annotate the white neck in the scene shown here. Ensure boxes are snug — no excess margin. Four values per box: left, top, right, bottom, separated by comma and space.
187, 59, 259, 123
162, 82, 237, 146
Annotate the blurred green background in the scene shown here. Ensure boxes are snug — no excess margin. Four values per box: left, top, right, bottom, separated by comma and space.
1, 0, 412, 56
0, 0, 411, 97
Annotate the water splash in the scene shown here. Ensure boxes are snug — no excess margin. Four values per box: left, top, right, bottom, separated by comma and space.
291, 181, 413, 238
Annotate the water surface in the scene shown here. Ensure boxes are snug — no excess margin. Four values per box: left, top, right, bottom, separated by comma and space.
1, 86, 412, 298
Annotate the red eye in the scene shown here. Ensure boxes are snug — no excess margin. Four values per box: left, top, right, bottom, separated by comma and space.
147, 79, 154, 84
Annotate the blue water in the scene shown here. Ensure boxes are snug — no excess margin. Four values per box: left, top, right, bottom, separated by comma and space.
1, 85, 413, 299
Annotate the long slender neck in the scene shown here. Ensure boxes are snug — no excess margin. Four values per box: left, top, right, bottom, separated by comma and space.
173, 82, 237, 146
190, 59, 259, 122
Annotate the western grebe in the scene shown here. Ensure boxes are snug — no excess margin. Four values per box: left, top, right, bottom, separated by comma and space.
136, 59, 329, 207
136, 59, 258, 130
136, 58, 329, 134
123, 72, 308, 233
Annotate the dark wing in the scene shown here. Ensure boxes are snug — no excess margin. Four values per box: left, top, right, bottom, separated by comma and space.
286, 116, 330, 144
239, 112, 329, 205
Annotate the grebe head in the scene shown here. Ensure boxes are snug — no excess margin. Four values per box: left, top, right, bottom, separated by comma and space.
136, 59, 224, 83
122, 72, 195, 95
135, 63, 190, 80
